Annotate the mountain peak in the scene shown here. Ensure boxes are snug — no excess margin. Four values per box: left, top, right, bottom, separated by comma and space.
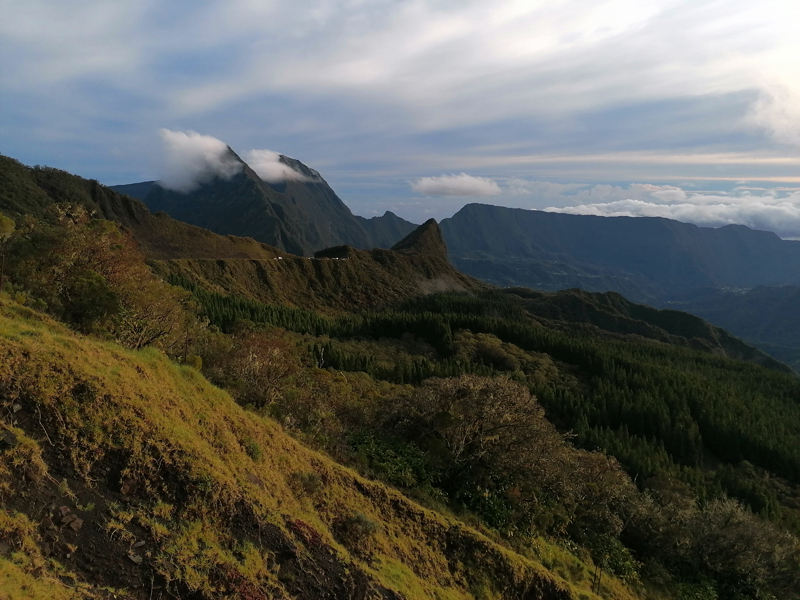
391, 218, 448, 259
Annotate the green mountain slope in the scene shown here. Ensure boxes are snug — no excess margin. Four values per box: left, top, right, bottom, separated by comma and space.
3, 155, 800, 599
662, 285, 800, 371
0, 299, 597, 600
0, 154, 284, 261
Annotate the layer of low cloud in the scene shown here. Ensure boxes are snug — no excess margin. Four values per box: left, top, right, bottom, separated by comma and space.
412, 173, 501, 196
543, 187, 800, 239
158, 129, 241, 192
244, 149, 310, 184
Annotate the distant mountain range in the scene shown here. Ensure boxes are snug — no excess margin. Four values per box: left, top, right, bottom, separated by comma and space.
438, 203, 800, 300
105, 161, 800, 372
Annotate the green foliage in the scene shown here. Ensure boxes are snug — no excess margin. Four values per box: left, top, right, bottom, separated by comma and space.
348, 431, 432, 488
0, 214, 14, 239
4, 207, 197, 350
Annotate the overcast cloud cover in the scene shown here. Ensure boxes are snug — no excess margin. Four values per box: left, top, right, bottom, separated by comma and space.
2, 0, 800, 234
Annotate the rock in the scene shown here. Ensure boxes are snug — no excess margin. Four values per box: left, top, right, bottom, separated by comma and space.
0, 430, 18, 449
61, 514, 77, 526
127, 552, 143, 565
68, 517, 84, 532
0, 541, 11, 555
12, 404, 22, 413
133, 540, 146, 548
58, 505, 71, 518
119, 477, 136, 495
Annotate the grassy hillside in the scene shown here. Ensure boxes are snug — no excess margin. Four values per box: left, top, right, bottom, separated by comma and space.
0, 154, 285, 261
0, 298, 633, 600
149, 220, 483, 315
3, 156, 800, 599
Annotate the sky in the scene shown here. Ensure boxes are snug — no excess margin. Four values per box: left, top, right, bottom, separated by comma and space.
3, 0, 800, 236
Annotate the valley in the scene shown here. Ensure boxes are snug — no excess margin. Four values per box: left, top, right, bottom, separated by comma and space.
1, 154, 799, 600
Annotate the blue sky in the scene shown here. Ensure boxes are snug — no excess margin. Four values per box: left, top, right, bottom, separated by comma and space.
3, 0, 800, 235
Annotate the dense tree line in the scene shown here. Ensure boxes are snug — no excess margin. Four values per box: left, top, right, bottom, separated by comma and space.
179, 284, 800, 523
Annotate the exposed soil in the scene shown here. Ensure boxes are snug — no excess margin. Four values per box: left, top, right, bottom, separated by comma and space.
2, 397, 405, 599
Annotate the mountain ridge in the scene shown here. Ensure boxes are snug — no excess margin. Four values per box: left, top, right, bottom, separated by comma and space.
3, 153, 800, 599
439, 203, 800, 301
115, 152, 418, 255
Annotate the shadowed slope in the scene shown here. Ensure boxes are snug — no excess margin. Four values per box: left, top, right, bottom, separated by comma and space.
392, 218, 449, 259
441, 203, 800, 302
140, 151, 375, 255
355, 211, 418, 249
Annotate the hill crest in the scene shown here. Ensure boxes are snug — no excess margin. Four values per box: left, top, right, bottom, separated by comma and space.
391, 218, 448, 259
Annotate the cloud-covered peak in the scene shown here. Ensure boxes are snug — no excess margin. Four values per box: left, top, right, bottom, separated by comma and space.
158, 129, 242, 193
412, 173, 501, 197
244, 149, 313, 184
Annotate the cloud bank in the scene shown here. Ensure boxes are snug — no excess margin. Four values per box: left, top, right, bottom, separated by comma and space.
412, 173, 501, 196
158, 129, 241, 193
544, 189, 800, 239
244, 149, 310, 184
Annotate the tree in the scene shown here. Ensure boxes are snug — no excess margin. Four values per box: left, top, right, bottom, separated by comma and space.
0, 214, 14, 294
3, 205, 196, 349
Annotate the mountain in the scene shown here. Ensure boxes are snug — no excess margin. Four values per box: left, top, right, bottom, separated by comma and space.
391, 218, 449, 258
107, 180, 156, 200
440, 203, 800, 304
0, 154, 482, 314
112, 153, 417, 255
4, 154, 800, 599
355, 210, 418, 248
662, 284, 800, 371
138, 149, 359, 255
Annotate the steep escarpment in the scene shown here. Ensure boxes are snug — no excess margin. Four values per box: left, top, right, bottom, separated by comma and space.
132, 151, 385, 255
440, 203, 800, 302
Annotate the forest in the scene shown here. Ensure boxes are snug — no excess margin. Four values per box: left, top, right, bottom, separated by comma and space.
2, 194, 800, 600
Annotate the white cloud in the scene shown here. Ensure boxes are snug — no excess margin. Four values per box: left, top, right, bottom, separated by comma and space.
157, 129, 242, 193
5, 0, 800, 199
748, 87, 800, 148
244, 149, 310, 184
412, 173, 501, 196
544, 190, 800, 239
